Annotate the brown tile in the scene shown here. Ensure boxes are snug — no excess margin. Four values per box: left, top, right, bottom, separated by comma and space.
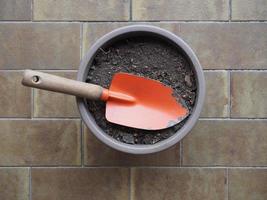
232, 0, 267, 20
32, 168, 129, 200
201, 71, 229, 117
82, 23, 130, 56
178, 23, 267, 69
0, 0, 31, 20
0, 120, 81, 166
131, 168, 226, 200
132, 0, 229, 20
34, 0, 130, 21
82, 22, 183, 56
0, 23, 80, 69
183, 120, 267, 166
84, 125, 180, 166
0, 71, 31, 117
231, 72, 267, 118
229, 169, 267, 200
83, 23, 267, 69
0, 168, 29, 200
34, 71, 79, 118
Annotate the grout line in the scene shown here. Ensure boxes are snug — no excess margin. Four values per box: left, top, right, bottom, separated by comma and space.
199, 118, 267, 120
0, 20, 128, 23
129, 168, 132, 200
133, 20, 267, 22
179, 141, 183, 166
1, 69, 267, 72
129, 0, 132, 21
29, 167, 32, 200
0, 69, 78, 72
130, 166, 267, 169
0, 165, 95, 168
230, 0, 232, 21
229, 0, 232, 21
177, 166, 267, 168
226, 168, 229, 200
0, 69, 78, 71
0, 20, 267, 23
31, 0, 33, 21
204, 69, 229, 72
1, 166, 267, 168
80, 23, 83, 60
0, 117, 80, 120
228, 69, 267, 72
31, 88, 34, 118
228, 71, 231, 118
7, 166, 132, 168
204, 69, 267, 72
0, 117, 267, 120
81, 121, 84, 167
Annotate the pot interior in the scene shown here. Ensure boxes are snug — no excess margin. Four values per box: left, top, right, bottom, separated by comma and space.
84, 32, 198, 145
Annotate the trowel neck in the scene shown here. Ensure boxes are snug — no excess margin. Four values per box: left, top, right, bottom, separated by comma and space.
100, 89, 136, 103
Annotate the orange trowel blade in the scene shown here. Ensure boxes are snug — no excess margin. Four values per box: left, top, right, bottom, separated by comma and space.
105, 73, 189, 130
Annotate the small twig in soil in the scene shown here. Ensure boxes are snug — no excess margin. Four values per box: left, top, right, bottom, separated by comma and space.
99, 48, 110, 54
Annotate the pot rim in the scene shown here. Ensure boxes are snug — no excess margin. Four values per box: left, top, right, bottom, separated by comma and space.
77, 25, 205, 154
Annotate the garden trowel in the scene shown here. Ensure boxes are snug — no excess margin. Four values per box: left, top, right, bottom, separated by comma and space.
22, 70, 188, 130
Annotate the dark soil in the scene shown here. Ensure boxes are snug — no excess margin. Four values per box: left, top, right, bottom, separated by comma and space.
86, 36, 197, 145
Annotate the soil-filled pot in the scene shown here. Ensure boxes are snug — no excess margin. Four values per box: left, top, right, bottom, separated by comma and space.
77, 25, 205, 154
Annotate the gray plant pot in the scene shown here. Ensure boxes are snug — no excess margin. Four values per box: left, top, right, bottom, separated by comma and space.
77, 25, 205, 154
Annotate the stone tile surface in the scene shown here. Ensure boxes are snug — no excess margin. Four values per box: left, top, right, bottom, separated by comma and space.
82, 23, 128, 56
0, 0, 31, 20
0, 71, 31, 117
0, 23, 80, 69
83, 23, 267, 69
34, 0, 129, 21
178, 23, 267, 69
231, 72, 267, 118
229, 169, 267, 200
84, 126, 180, 166
0, 168, 29, 200
34, 71, 79, 118
0, 0, 267, 199
131, 168, 226, 200
232, 0, 267, 20
201, 71, 229, 117
32, 168, 129, 200
0, 120, 81, 166
183, 120, 267, 166
132, 0, 229, 20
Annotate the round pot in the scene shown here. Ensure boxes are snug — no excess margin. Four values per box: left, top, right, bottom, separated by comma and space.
77, 25, 205, 154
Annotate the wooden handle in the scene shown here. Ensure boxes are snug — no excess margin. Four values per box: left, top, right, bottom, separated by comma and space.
21, 70, 104, 100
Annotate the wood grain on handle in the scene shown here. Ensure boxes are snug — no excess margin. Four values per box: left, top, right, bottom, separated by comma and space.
21, 70, 104, 100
